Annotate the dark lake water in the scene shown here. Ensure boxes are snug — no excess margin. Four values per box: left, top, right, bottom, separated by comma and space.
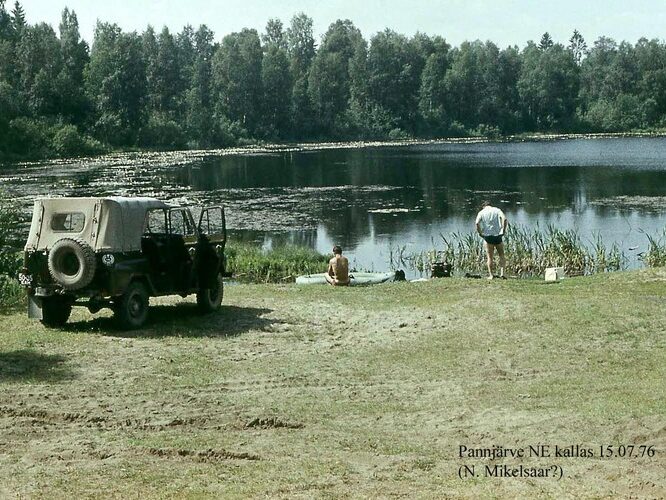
2, 137, 666, 273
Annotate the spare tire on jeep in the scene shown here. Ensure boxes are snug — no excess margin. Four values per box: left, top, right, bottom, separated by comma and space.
48, 237, 97, 290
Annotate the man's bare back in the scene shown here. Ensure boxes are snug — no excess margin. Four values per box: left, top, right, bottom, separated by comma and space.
326, 252, 350, 286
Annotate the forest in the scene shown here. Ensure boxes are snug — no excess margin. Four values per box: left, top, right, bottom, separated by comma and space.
2, 0, 666, 159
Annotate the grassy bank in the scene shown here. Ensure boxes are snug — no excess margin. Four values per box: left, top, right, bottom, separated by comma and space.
0, 269, 664, 497
225, 242, 329, 283
643, 229, 666, 267
391, 224, 659, 277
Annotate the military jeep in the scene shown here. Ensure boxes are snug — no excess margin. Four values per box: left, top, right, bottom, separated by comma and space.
19, 197, 228, 329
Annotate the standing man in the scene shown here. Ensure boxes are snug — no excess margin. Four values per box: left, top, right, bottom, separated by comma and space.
325, 245, 350, 286
475, 201, 508, 279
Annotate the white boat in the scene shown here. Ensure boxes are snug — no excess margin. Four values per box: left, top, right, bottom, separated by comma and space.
295, 271, 396, 286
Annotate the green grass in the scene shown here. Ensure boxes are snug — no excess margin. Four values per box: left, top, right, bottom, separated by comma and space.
641, 228, 666, 267
0, 268, 664, 497
0, 199, 25, 311
226, 242, 329, 282
0, 275, 23, 311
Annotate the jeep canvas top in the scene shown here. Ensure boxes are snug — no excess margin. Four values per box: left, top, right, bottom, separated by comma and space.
25, 197, 169, 253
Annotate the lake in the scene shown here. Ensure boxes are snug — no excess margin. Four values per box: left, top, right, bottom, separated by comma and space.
2, 137, 666, 274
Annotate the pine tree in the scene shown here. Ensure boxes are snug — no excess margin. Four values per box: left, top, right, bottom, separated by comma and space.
11, 1, 24, 36
568, 29, 587, 65
0, 0, 13, 41
539, 32, 554, 50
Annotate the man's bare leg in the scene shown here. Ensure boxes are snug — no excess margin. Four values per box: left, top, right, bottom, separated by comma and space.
325, 274, 335, 285
485, 241, 495, 279
496, 243, 506, 278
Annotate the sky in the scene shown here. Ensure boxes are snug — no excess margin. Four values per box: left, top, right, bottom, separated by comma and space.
19, 0, 666, 48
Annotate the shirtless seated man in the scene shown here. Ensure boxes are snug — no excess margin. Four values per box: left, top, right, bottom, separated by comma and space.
325, 245, 350, 286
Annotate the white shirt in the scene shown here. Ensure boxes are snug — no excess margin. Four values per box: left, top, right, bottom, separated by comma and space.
475, 206, 506, 237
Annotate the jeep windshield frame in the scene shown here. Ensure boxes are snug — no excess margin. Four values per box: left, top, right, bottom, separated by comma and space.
144, 207, 199, 240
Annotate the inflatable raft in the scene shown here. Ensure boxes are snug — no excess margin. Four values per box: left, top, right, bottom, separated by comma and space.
296, 271, 396, 286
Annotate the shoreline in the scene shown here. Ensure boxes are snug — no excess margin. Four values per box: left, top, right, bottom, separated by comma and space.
256, 130, 666, 153
95, 130, 666, 156
5, 130, 666, 167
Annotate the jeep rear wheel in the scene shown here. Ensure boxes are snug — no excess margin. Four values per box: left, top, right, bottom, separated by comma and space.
48, 237, 97, 290
41, 296, 72, 328
115, 281, 149, 329
196, 273, 224, 313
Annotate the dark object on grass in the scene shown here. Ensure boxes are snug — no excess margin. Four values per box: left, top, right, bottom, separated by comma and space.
431, 262, 452, 278
464, 272, 482, 279
394, 269, 406, 281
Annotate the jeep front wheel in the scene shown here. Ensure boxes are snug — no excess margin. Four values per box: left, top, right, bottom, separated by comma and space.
41, 296, 72, 328
115, 281, 149, 329
196, 273, 224, 313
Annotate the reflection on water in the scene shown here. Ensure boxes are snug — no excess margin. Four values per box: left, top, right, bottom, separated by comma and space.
1, 138, 666, 274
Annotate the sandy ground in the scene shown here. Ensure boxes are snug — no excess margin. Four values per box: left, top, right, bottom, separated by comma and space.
0, 271, 665, 498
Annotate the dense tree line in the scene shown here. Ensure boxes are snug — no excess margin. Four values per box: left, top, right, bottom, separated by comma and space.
2, 1, 666, 160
